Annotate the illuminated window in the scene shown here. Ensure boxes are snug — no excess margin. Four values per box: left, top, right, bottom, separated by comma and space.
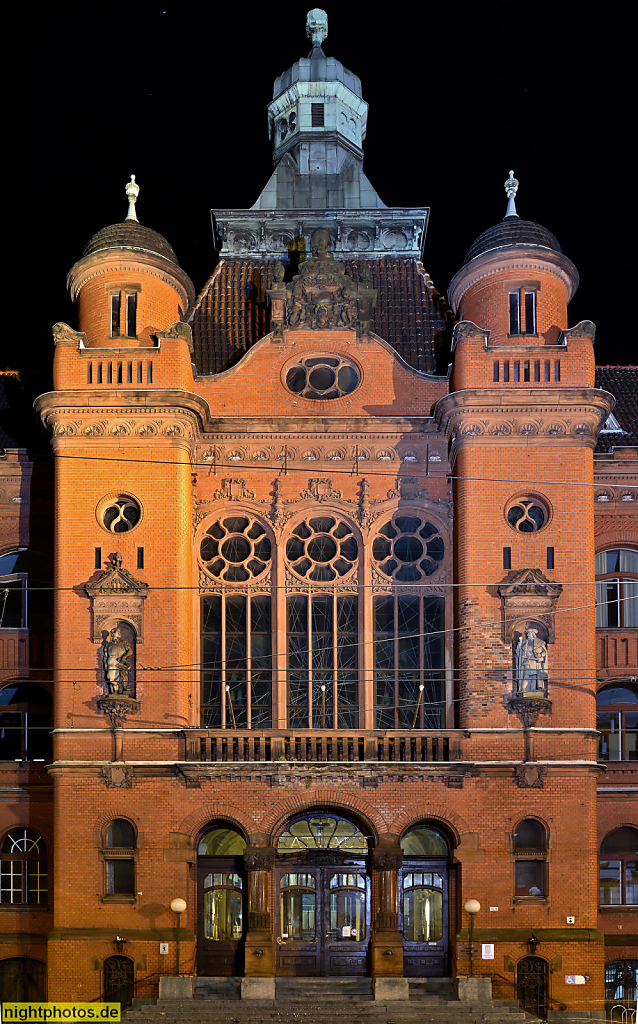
0, 829, 48, 905
513, 819, 547, 897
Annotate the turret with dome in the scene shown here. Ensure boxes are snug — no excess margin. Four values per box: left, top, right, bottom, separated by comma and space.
66, 176, 194, 348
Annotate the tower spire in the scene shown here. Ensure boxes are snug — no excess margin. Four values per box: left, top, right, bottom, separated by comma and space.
504, 169, 519, 218
125, 174, 140, 222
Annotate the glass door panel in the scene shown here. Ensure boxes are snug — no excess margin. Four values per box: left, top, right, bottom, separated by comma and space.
400, 861, 448, 976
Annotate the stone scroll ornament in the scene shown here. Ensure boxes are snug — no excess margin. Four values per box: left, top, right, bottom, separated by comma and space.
267, 229, 376, 334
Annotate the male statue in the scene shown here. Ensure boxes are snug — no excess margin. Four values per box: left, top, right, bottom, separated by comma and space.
102, 626, 133, 695
515, 627, 548, 693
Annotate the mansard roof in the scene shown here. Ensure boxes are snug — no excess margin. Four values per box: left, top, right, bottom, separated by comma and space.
595, 365, 638, 450
189, 256, 452, 376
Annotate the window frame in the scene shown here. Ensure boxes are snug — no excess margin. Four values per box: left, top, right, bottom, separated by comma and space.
508, 288, 538, 336
595, 548, 638, 628
0, 828, 49, 908
512, 817, 549, 903
599, 827, 638, 907
0, 682, 53, 763
596, 685, 638, 762
101, 818, 137, 904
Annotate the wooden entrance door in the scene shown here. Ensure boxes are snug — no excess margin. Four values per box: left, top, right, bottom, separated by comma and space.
276, 862, 370, 976
400, 859, 449, 975
197, 856, 246, 975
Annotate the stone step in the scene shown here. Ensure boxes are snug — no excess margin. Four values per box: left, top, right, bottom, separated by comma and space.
193, 975, 241, 1000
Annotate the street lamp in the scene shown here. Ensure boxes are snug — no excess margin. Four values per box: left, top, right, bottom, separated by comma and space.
170, 898, 187, 976
464, 898, 481, 977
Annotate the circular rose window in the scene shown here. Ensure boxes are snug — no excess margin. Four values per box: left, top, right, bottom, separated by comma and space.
200, 515, 271, 582
285, 355, 360, 400
372, 515, 444, 581
286, 517, 357, 582
98, 493, 142, 533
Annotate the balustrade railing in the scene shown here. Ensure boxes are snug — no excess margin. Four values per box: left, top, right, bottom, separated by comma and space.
182, 729, 463, 763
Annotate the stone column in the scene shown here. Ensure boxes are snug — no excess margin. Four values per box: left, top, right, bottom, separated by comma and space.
370, 835, 404, 978
242, 837, 275, 979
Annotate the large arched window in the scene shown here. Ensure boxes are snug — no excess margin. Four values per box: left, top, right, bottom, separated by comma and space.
599, 827, 638, 905
595, 548, 638, 628
199, 514, 273, 729
286, 516, 359, 728
103, 819, 136, 899
513, 819, 548, 898
596, 685, 638, 761
0, 829, 48, 905
372, 514, 446, 729
0, 684, 52, 762
277, 814, 368, 854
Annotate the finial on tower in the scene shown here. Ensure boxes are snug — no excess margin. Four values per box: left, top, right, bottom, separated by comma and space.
504, 170, 519, 218
306, 8, 328, 50
125, 174, 140, 222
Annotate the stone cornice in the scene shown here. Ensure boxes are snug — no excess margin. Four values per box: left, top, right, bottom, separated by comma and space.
448, 247, 579, 312
434, 387, 614, 462
67, 250, 195, 310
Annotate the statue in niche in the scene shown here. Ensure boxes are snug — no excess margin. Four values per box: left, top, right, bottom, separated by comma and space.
515, 627, 548, 693
102, 626, 133, 695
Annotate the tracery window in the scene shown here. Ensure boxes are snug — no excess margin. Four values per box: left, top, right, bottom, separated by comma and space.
201, 594, 272, 728
286, 517, 357, 582
287, 593, 358, 728
285, 356, 359, 401
371, 514, 445, 729
595, 549, 638, 627
0, 829, 48, 905
200, 516, 271, 583
599, 827, 638, 906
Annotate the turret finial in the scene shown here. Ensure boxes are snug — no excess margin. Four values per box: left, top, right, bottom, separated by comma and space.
125, 174, 140, 222
306, 8, 328, 50
504, 169, 519, 218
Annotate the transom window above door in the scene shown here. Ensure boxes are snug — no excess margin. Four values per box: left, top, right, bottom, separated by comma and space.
277, 815, 368, 854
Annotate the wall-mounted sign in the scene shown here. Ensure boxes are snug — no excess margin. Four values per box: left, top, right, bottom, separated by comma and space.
482, 944, 495, 960
565, 976, 586, 985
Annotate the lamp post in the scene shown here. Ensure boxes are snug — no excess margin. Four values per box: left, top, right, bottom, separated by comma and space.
170, 898, 187, 976
464, 898, 481, 977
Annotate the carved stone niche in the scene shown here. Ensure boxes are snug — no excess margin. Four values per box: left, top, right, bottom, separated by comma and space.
84, 552, 149, 644
498, 568, 563, 644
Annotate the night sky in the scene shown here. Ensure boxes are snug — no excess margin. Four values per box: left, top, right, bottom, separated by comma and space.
13, 0, 633, 393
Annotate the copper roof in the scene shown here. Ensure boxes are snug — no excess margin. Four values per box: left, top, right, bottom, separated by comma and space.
190, 256, 451, 376
83, 220, 179, 265
463, 217, 561, 265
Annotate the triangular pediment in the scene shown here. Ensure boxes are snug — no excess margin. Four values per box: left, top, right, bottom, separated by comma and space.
84, 553, 149, 598
498, 568, 563, 598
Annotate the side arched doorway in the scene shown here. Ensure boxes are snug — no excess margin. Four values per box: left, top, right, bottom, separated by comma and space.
517, 956, 549, 1020
103, 955, 134, 1009
197, 825, 247, 976
0, 958, 46, 1002
399, 825, 450, 976
275, 813, 370, 977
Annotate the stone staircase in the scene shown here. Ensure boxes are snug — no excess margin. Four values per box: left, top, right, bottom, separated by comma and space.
123, 976, 539, 1024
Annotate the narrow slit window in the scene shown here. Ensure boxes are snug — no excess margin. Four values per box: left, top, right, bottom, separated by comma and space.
107, 363, 113, 384
88, 364, 93, 384
514, 361, 520, 382
110, 293, 121, 337
524, 361, 530, 382
127, 362, 133, 383
509, 292, 520, 334
137, 362, 143, 383
503, 361, 510, 383
137, 547, 144, 570
534, 361, 541, 382
125, 293, 137, 337
311, 103, 325, 127
524, 291, 536, 334
503, 547, 512, 570
546, 547, 554, 570
493, 362, 500, 382
147, 363, 153, 384
554, 360, 561, 382
98, 363, 103, 384
117, 363, 123, 384
94, 547, 102, 570
544, 360, 550, 381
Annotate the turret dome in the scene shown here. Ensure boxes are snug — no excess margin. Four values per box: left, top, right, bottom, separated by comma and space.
463, 217, 561, 266
83, 219, 179, 265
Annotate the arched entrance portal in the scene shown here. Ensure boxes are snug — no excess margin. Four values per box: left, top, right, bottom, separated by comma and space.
517, 956, 549, 1020
275, 813, 370, 976
196, 825, 247, 976
399, 825, 450, 976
